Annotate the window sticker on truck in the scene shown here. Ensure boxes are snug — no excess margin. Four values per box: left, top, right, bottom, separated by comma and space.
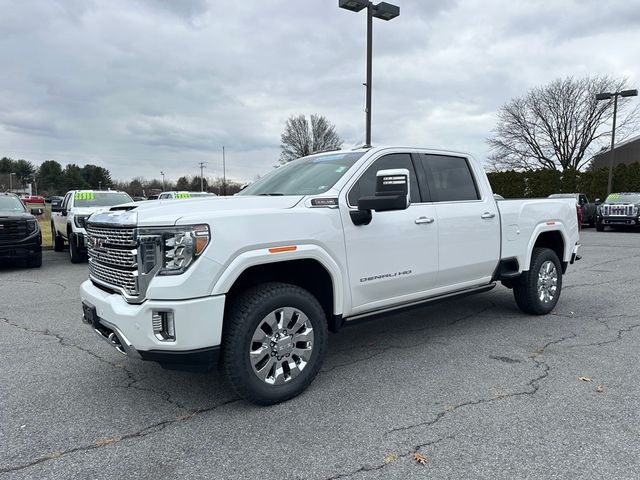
75, 192, 95, 200
175, 193, 192, 199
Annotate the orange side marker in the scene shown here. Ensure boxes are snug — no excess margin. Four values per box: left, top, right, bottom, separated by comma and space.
268, 246, 297, 254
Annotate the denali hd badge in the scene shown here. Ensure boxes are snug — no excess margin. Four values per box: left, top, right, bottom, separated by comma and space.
360, 270, 412, 283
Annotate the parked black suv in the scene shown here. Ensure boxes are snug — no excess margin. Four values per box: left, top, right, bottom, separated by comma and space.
0, 192, 43, 268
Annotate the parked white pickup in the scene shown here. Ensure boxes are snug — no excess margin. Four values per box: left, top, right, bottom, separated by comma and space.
80, 146, 580, 404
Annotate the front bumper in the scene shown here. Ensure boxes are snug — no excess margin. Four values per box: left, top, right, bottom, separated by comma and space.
597, 215, 640, 226
0, 233, 42, 260
80, 280, 225, 370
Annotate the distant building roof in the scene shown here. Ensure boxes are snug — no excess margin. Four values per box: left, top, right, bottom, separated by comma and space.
590, 134, 640, 170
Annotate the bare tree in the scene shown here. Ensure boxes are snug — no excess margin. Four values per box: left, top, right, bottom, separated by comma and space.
488, 76, 639, 171
279, 114, 343, 164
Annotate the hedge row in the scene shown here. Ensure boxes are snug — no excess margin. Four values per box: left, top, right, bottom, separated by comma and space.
486, 162, 640, 201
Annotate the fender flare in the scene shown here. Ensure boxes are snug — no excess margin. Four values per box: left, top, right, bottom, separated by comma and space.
524, 223, 570, 271
211, 244, 345, 315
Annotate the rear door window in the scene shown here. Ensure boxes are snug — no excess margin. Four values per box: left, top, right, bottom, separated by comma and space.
348, 153, 420, 206
419, 154, 480, 202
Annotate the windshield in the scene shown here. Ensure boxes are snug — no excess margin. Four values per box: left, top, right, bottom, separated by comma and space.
605, 193, 640, 204
239, 152, 365, 196
73, 192, 133, 208
0, 195, 27, 213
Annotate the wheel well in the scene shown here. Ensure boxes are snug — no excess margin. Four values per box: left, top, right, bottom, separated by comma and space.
533, 231, 564, 266
226, 259, 336, 329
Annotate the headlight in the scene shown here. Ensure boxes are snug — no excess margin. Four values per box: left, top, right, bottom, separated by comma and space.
26, 219, 39, 234
74, 215, 89, 228
138, 224, 210, 276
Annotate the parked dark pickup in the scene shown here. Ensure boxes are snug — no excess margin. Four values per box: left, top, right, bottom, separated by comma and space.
548, 193, 596, 227
596, 192, 640, 231
0, 192, 42, 268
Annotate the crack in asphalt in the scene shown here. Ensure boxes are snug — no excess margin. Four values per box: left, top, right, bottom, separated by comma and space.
324, 435, 453, 480
8, 278, 68, 292
0, 398, 240, 474
383, 332, 577, 437
568, 320, 640, 348
0, 316, 189, 411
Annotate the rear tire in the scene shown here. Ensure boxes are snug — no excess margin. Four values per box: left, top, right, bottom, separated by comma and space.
52, 223, 64, 252
222, 282, 328, 405
513, 247, 562, 315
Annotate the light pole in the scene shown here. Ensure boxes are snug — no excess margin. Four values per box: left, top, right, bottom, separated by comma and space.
339, 0, 399, 147
160, 171, 166, 191
198, 162, 206, 192
596, 88, 638, 194
9, 172, 15, 192
98, 181, 102, 191
222, 146, 226, 196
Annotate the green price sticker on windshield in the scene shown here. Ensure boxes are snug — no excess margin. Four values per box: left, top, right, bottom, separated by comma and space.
75, 192, 95, 201
606, 193, 620, 201
175, 193, 192, 199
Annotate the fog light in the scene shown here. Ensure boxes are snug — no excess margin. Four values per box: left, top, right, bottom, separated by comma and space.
152, 311, 175, 341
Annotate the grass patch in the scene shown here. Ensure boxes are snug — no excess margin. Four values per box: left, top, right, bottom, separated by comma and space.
25, 203, 52, 248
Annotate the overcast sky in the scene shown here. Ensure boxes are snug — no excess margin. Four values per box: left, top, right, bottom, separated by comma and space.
0, 0, 638, 183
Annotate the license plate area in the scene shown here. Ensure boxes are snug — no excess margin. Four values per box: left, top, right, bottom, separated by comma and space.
82, 302, 98, 326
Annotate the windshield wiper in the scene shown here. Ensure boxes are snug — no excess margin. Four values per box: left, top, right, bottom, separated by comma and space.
257, 193, 285, 196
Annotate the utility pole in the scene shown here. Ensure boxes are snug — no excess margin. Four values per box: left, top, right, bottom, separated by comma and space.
9, 172, 15, 192
160, 171, 166, 191
98, 181, 102, 191
198, 162, 206, 192
222, 146, 226, 196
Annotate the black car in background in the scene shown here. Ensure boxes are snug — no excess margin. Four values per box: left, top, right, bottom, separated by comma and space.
0, 192, 43, 268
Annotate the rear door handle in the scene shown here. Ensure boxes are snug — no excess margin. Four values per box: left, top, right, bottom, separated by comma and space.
415, 217, 435, 224
481, 212, 496, 219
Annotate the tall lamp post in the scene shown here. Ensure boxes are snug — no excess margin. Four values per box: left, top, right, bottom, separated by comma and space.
9, 172, 15, 192
596, 88, 638, 195
339, 0, 400, 147
160, 171, 166, 191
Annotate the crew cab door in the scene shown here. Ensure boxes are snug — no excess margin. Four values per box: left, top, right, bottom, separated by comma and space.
341, 152, 439, 314
417, 154, 499, 288
53, 193, 72, 238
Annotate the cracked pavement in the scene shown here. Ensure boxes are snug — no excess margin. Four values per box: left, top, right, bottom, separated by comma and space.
1, 230, 639, 479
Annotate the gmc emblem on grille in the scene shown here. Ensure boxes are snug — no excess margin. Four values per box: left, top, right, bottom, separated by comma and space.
91, 238, 106, 251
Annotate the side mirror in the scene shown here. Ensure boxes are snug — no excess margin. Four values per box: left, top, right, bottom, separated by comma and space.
351, 169, 411, 226
31, 208, 43, 216
51, 201, 62, 213
594, 198, 601, 205
358, 168, 410, 212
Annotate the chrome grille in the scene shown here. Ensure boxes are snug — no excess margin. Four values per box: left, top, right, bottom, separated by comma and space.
88, 246, 137, 268
89, 261, 138, 296
602, 204, 635, 216
87, 224, 139, 297
86, 225, 135, 246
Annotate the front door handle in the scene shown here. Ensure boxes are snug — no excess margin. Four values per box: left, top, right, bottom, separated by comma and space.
481, 212, 496, 219
415, 217, 435, 224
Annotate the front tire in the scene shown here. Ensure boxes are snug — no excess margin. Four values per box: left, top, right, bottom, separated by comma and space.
52, 223, 64, 252
68, 233, 85, 263
513, 247, 562, 315
222, 282, 328, 405
27, 253, 42, 268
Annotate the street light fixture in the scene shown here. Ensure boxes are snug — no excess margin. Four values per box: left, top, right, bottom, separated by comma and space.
595, 88, 638, 194
339, 0, 400, 147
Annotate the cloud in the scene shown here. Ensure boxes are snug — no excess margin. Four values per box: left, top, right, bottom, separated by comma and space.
0, 0, 638, 182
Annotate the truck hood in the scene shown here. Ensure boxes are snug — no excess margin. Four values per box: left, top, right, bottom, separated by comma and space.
89, 195, 304, 227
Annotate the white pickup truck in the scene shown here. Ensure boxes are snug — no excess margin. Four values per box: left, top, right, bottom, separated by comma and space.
80, 147, 580, 405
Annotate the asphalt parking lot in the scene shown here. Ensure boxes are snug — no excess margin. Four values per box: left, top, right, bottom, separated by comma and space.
1, 229, 639, 479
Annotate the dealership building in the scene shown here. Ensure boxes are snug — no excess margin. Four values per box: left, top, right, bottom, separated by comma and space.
590, 134, 640, 169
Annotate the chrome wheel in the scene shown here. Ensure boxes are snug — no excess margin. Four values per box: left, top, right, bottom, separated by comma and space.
537, 260, 558, 303
249, 307, 314, 385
